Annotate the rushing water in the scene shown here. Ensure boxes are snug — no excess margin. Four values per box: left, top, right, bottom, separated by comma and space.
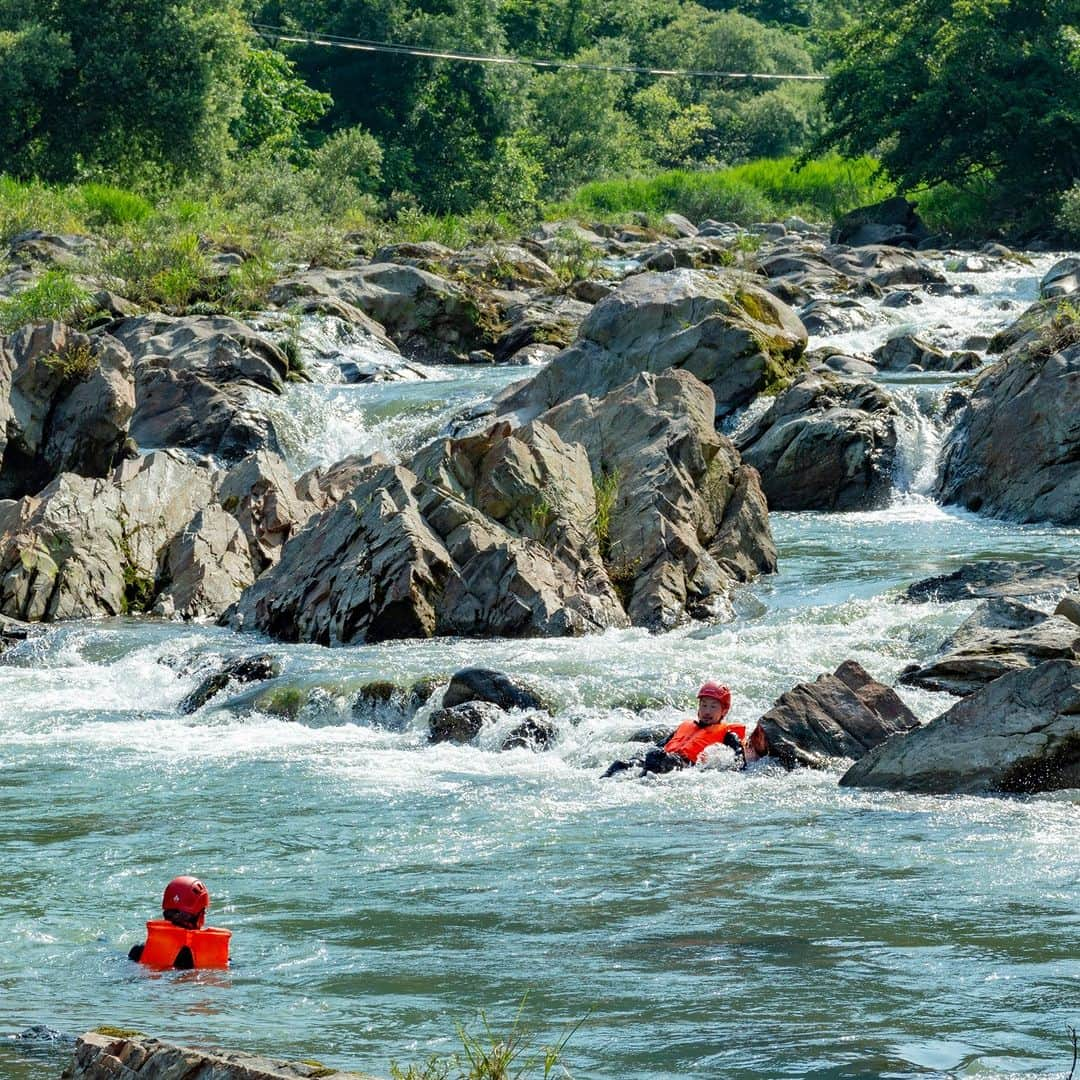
2, 253, 1078, 1080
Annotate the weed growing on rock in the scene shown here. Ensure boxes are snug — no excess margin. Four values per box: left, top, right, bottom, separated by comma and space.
1029, 300, 1080, 361
41, 340, 98, 384
0, 270, 94, 333
592, 470, 620, 561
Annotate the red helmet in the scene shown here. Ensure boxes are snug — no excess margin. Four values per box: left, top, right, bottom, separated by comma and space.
162, 876, 210, 928
697, 682, 732, 712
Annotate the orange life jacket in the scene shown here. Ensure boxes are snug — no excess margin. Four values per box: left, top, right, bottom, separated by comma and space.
138, 919, 231, 969
664, 720, 747, 764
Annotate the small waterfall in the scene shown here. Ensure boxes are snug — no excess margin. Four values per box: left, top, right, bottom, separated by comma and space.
890, 383, 950, 498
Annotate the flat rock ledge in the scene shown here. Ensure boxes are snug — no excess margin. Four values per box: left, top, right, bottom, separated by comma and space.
66, 1031, 381, 1080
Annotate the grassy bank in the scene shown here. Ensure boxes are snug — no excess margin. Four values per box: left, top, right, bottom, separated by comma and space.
549, 155, 895, 225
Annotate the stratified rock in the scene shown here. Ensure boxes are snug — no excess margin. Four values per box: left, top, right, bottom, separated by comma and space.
756, 659, 920, 769
493, 269, 807, 426
268, 264, 494, 361
539, 369, 776, 627
736, 372, 898, 511
178, 653, 280, 714
492, 295, 591, 363
830, 197, 930, 248
0, 451, 217, 621
904, 559, 1080, 603
840, 660, 1080, 794
936, 342, 1080, 523
67, 1031, 380, 1080
0, 321, 134, 498
442, 667, 548, 711
900, 600, 1080, 696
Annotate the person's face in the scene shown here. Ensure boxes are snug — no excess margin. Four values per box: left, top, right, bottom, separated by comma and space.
696, 696, 726, 724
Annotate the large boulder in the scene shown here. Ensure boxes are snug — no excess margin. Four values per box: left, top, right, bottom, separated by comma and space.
229, 454, 628, 646
756, 659, 921, 769
268, 264, 495, 360
492, 269, 807, 426
736, 372, 899, 511
830, 197, 930, 248
109, 314, 286, 463
0, 322, 134, 499
840, 660, 1080, 794
538, 369, 776, 627
900, 599, 1080, 696
935, 342, 1080, 523
1040, 257, 1080, 299
442, 667, 549, 711
67, 1031, 379, 1080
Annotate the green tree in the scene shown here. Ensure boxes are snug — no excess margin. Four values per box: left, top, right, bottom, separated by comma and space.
0, 0, 254, 182
817, 0, 1080, 223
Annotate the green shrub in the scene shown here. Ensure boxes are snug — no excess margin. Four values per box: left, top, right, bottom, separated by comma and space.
592, 469, 620, 561
0, 176, 84, 245
41, 339, 98, 383
101, 230, 211, 310
1055, 183, 1080, 244
0, 269, 93, 333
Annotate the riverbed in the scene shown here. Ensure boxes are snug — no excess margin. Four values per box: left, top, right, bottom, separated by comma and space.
2, 253, 1078, 1080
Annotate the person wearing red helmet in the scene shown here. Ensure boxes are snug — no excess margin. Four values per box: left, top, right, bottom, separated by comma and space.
601, 681, 756, 778
128, 876, 230, 969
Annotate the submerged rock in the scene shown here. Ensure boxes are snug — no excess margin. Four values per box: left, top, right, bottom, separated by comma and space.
904, 559, 1080, 604
429, 700, 504, 744
178, 653, 280, 714
840, 660, 1080, 795
755, 659, 920, 770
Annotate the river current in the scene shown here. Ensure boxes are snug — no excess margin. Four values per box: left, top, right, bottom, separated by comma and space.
1, 253, 1078, 1080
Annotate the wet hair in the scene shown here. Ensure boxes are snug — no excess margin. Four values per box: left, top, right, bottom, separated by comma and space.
163, 907, 201, 930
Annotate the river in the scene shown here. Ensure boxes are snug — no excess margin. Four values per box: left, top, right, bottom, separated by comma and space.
1, 253, 1078, 1080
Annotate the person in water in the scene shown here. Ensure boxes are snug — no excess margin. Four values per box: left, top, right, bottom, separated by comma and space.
128, 876, 231, 970
602, 681, 760, 778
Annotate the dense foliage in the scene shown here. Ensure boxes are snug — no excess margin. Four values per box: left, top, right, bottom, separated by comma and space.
0, 0, 1076, 234
816, 0, 1080, 232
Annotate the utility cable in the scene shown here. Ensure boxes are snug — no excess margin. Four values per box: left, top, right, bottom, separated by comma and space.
252, 24, 826, 81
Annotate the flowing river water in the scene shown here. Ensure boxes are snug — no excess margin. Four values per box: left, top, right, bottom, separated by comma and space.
2, 253, 1078, 1080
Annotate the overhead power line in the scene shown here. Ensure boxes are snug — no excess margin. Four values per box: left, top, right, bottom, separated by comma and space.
253, 24, 826, 82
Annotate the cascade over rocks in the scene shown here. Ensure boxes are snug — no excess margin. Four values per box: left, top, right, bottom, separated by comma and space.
900, 599, 1080, 696
935, 342, 1080, 524
735, 371, 899, 511
178, 653, 280, 714
268, 264, 495, 361
0, 321, 134, 499
491, 269, 807, 427
755, 659, 921, 770
537, 369, 776, 627
840, 660, 1080, 795
67, 1031, 381, 1080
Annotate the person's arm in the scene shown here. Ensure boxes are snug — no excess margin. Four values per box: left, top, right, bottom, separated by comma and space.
128, 943, 144, 962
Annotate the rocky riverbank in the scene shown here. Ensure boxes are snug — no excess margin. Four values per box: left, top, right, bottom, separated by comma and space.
1, 199, 1079, 796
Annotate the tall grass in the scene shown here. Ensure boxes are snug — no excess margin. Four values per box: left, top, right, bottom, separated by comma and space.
551, 155, 894, 225
0, 270, 94, 333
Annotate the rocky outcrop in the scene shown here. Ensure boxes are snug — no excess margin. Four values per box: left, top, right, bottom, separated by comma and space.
830, 197, 930, 248
109, 314, 287, 463
873, 335, 979, 373
0, 321, 134, 499
935, 342, 1080, 524
492, 269, 807, 426
228, 454, 628, 646
491, 295, 591, 363
538, 369, 776, 627
904, 559, 1080, 604
268, 264, 494, 361
735, 372, 899, 511
66, 1031, 380, 1080
755, 659, 921, 769
0, 449, 318, 623
840, 659, 1080, 794
900, 599, 1080, 696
